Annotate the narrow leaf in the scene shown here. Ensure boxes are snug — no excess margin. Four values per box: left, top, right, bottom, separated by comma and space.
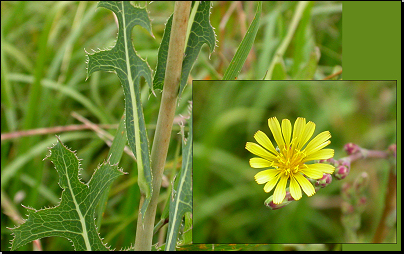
179, 1, 216, 96
165, 104, 192, 251
222, 2, 262, 80
96, 112, 127, 230
152, 14, 173, 92
86, 1, 153, 220
290, 1, 315, 77
9, 136, 125, 251
153, 1, 216, 97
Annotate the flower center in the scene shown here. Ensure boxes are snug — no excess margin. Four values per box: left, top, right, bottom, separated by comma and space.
275, 146, 305, 176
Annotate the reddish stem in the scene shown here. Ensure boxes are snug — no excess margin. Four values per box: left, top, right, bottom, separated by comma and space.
372, 168, 396, 243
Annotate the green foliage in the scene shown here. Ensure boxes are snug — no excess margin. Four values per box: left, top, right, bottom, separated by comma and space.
10, 136, 125, 251
153, 1, 216, 97
179, 1, 216, 96
165, 105, 192, 251
96, 113, 127, 230
86, 1, 153, 221
222, 2, 262, 80
152, 14, 173, 92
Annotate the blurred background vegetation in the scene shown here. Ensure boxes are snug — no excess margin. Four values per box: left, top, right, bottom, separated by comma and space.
193, 80, 396, 245
0, 0, 361, 251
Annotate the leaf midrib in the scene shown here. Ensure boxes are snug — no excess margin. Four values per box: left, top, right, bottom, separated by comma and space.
62, 155, 91, 251
166, 140, 192, 249
121, 2, 143, 173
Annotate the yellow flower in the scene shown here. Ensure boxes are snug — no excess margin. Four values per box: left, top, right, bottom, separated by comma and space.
246, 117, 335, 204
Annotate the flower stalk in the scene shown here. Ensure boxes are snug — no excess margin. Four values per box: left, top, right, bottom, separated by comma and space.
340, 172, 369, 242
372, 164, 397, 243
134, 1, 192, 250
335, 143, 396, 242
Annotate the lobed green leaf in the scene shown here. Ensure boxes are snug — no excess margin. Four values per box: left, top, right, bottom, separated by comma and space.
10, 136, 125, 251
86, 1, 153, 221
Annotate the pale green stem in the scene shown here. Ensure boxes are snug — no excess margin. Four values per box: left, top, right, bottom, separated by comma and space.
134, 1, 192, 250
264, 1, 310, 80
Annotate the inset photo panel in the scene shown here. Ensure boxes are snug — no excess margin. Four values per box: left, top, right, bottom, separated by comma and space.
193, 80, 397, 244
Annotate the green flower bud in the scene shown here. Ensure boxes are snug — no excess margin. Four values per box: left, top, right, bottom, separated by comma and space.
264, 191, 294, 210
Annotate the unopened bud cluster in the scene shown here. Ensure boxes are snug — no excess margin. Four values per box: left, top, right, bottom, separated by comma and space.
330, 158, 351, 180
334, 165, 350, 180
315, 173, 332, 188
340, 171, 369, 237
341, 172, 368, 211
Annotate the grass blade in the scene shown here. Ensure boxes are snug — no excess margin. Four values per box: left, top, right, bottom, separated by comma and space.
222, 2, 262, 80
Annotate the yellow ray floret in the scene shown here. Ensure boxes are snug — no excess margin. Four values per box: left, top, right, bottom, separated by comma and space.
246, 117, 335, 204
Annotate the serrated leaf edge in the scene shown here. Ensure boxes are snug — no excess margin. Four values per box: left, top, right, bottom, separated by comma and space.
8, 136, 125, 251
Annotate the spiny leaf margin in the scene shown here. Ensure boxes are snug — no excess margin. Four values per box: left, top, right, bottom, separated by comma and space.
165, 102, 193, 251
9, 136, 125, 251
85, 1, 153, 221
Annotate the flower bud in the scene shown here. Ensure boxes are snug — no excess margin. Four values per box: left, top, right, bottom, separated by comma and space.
329, 157, 338, 165
338, 158, 351, 167
264, 191, 294, 210
344, 143, 360, 155
315, 173, 332, 188
334, 165, 350, 180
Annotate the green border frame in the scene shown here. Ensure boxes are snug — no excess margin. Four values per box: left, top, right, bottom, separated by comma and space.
342, 1, 401, 251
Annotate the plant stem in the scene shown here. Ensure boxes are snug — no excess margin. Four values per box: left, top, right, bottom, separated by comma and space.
372, 167, 397, 243
339, 147, 390, 165
134, 1, 191, 250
